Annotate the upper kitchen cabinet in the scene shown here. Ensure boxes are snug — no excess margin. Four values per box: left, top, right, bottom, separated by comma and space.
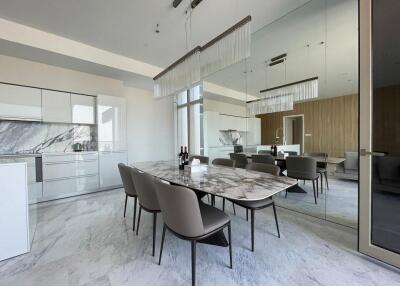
42, 90, 72, 123
71, 94, 95, 124
97, 95, 127, 151
0, 83, 42, 121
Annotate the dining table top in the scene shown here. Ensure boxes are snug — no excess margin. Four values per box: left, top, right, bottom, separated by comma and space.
132, 161, 297, 202
244, 153, 345, 165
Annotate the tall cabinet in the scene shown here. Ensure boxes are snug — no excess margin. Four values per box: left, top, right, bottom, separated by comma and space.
97, 95, 127, 189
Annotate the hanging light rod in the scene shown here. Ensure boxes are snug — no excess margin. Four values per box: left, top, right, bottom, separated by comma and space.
201, 15, 252, 51
191, 0, 204, 9
172, 0, 183, 8
153, 46, 201, 80
153, 15, 251, 81
246, 76, 319, 103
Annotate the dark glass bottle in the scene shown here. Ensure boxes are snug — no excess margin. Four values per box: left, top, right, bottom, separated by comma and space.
179, 146, 184, 170
184, 146, 189, 165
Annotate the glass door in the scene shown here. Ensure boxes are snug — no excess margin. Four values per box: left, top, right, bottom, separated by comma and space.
359, 0, 400, 267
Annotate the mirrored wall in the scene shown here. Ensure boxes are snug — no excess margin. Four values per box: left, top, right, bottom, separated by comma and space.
198, 0, 358, 228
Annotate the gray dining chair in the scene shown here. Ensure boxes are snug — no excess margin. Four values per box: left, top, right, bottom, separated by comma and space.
212, 158, 236, 215
286, 156, 319, 204
251, 154, 275, 165
130, 168, 161, 256
231, 162, 281, 252
229, 153, 248, 169
189, 155, 209, 164
118, 163, 138, 231
154, 179, 232, 286
303, 152, 329, 192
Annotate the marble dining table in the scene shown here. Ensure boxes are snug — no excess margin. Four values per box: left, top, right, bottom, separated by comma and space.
132, 160, 297, 202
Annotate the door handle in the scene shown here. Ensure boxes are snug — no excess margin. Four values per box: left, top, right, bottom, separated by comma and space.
360, 149, 386, 157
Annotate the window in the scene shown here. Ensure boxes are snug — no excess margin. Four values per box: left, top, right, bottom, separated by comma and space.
176, 85, 204, 155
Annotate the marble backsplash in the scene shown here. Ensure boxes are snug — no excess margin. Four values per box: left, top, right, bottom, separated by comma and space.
0, 120, 98, 154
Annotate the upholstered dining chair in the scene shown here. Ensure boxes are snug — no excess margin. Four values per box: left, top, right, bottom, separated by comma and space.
231, 162, 281, 252
188, 155, 209, 164
303, 152, 329, 192
286, 156, 319, 204
118, 163, 138, 231
154, 179, 232, 286
130, 168, 161, 256
229, 153, 248, 169
212, 158, 236, 215
251, 154, 275, 165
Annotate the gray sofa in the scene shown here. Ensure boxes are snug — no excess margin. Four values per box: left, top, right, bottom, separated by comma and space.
334, 151, 358, 181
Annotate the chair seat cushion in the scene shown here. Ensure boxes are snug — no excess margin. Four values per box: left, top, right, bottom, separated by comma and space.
199, 203, 230, 234
317, 167, 327, 173
232, 198, 274, 209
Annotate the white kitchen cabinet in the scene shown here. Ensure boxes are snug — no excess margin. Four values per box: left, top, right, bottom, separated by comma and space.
0, 163, 29, 261
0, 83, 42, 121
99, 151, 127, 189
204, 111, 220, 148
97, 95, 127, 151
42, 90, 72, 123
71, 94, 95, 124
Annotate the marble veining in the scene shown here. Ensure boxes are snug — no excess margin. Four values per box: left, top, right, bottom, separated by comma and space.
133, 161, 297, 201
0, 120, 97, 154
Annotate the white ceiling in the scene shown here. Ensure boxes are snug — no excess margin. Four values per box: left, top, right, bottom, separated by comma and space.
0, 0, 310, 72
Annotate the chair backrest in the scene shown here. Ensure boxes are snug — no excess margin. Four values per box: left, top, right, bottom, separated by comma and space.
303, 152, 328, 168
130, 168, 160, 211
212, 158, 235, 167
258, 150, 272, 155
229, 153, 248, 169
246, 162, 280, 176
118, 163, 136, 196
252, 154, 275, 165
189, 155, 209, 164
344, 151, 358, 171
286, 156, 318, 180
153, 179, 204, 238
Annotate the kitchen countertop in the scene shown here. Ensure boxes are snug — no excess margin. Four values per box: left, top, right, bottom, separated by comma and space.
0, 151, 99, 158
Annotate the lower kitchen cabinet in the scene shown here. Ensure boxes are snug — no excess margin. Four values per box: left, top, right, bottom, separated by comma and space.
42, 175, 99, 200
99, 151, 127, 189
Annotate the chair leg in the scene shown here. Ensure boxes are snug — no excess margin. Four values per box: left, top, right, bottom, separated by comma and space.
246, 209, 249, 221
152, 213, 157, 256
191, 240, 197, 286
207, 194, 210, 203
312, 180, 317, 204
133, 197, 137, 231
159, 224, 166, 265
222, 198, 225, 212
228, 223, 232, 269
232, 203, 236, 215
136, 206, 142, 235
324, 172, 329, 190
285, 190, 288, 198
124, 194, 128, 218
320, 174, 323, 194
272, 202, 280, 238
251, 209, 255, 252
304, 180, 306, 185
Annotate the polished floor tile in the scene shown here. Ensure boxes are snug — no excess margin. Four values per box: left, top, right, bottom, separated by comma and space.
0, 189, 399, 286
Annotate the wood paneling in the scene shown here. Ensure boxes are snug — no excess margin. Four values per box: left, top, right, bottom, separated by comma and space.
257, 94, 358, 157
373, 85, 400, 155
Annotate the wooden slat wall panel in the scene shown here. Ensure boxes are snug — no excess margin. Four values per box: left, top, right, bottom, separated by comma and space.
257, 94, 358, 157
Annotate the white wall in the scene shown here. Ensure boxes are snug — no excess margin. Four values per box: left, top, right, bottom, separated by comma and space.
124, 87, 174, 163
0, 54, 175, 163
203, 98, 247, 117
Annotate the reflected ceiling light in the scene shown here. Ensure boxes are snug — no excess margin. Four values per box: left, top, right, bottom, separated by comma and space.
247, 77, 318, 115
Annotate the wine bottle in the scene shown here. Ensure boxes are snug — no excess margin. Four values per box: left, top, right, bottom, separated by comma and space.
184, 146, 189, 165
179, 146, 184, 170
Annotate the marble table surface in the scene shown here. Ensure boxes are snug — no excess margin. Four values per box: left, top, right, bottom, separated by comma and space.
132, 161, 297, 201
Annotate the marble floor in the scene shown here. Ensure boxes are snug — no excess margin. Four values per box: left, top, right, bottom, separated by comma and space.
1, 189, 399, 286
274, 177, 358, 228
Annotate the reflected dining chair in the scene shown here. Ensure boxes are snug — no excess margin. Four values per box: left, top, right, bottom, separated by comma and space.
232, 162, 281, 252
154, 179, 232, 286
229, 153, 248, 169
251, 154, 275, 165
286, 156, 319, 204
212, 158, 236, 215
303, 152, 329, 192
130, 168, 161, 256
188, 155, 209, 164
118, 163, 138, 231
